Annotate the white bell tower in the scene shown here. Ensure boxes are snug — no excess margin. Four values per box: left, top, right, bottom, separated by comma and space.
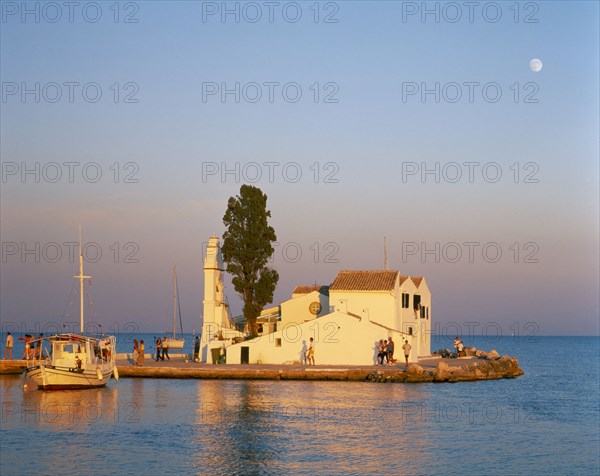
202, 236, 230, 329
201, 236, 241, 362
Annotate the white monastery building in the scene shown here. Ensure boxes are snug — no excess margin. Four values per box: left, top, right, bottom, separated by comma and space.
200, 237, 431, 366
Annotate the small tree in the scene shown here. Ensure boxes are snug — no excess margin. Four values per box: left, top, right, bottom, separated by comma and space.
222, 185, 279, 337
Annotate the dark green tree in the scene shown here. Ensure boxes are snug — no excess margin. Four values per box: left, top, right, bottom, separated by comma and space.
222, 185, 279, 337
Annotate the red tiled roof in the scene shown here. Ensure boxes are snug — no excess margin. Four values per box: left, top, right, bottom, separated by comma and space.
411, 276, 424, 288
292, 285, 329, 296
399, 276, 410, 285
330, 270, 398, 292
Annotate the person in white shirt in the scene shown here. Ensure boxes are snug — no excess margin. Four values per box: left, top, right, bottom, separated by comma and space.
402, 340, 412, 367
4, 332, 13, 360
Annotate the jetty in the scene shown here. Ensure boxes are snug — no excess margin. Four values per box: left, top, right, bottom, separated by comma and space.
1, 350, 523, 383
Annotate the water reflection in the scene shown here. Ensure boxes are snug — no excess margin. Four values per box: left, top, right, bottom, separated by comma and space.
192, 380, 433, 474
2, 339, 599, 476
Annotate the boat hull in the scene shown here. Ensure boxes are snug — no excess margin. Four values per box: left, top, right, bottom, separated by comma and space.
25, 364, 115, 390
164, 338, 185, 350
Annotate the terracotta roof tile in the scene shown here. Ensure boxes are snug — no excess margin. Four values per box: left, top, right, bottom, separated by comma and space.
330, 270, 398, 292
292, 285, 329, 296
411, 276, 424, 288
399, 276, 410, 285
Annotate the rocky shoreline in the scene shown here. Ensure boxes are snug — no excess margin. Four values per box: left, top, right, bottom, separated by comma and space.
367, 351, 523, 383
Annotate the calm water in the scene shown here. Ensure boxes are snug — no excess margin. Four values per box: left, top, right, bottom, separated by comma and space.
1, 336, 599, 475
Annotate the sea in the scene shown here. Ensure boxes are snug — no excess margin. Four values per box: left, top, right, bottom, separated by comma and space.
1, 335, 599, 475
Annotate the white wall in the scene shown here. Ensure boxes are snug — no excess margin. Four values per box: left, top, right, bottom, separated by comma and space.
329, 291, 398, 329
225, 311, 418, 366
280, 291, 329, 327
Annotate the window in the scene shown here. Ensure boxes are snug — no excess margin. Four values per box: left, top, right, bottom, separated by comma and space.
257, 324, 264, 333
413, 295, 421, 310
408, 327, 413, 336
402, 293, 410, 308
275, 338, 282, 347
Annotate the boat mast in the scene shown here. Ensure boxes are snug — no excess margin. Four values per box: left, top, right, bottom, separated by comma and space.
74, 225, 91, 333
173, 266, 177, 338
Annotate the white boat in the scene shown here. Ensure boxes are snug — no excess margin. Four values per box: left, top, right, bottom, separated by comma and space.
164, 266, 185, 350
24, 228, 118, 390
25, 333, 117, 390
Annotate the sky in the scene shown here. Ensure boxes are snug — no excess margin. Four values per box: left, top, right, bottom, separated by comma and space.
1, 0, 598, 337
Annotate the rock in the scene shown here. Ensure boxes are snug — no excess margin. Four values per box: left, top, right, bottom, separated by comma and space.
432, 368, 451, 382
474, 369, 485, 379
475, 350, 487, 358
437, 361, 450, 372
447, 367, 474, 382
487, 350, 500, 360
465, 346, 477, 356
407, 364, 423, 375
366, 371, 380, 381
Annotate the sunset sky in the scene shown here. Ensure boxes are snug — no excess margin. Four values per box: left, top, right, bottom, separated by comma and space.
1, 1, 598, 336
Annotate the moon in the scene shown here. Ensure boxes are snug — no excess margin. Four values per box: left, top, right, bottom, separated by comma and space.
530, 58, 543, 72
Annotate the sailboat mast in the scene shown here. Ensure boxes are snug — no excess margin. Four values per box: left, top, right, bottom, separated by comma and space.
74, 225, 91, 334
173, 266, 177, 338
79, 235, 84, 333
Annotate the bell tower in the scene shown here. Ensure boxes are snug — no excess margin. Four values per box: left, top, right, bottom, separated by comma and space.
202, 237, 230, 330
201, 237, 235, 362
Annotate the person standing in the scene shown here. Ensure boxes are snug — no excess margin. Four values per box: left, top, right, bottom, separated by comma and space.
132, 339, 139, 366
4, 332, 13, 360
457, 340, 464, 357
377, 339, 385, 365
162, 337, 170, 360
156, 337, 163, 361
402, 340, 412, 367
306, 337, 315, 366
23, 335, 32, 359
194, 335, 200, 362
453, 336, 460, 357
138, 340, 145, 366
387, 337, 395, 365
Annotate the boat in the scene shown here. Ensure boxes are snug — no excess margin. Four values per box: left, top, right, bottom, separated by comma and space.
24, 228, 118, 390
163, 266, 185, 350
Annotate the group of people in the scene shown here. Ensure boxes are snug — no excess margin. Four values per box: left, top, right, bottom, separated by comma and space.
131, 337, 173, 366
2, 333, 46, 360
154, 337, 171, 361
453, 336, 466, 357
376, 337, 412, 367
376, 337, 395, 365
132, 339, 145, 366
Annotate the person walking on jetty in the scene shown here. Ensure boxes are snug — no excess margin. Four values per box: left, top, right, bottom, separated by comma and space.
402, 340, 412, 367
377, 339, 385, 365
132, 339, 139, 366
138, 340, 145, 366
194, 335, 200, 362
162, 337, 170, 360
4, 332, 13, 360
382, 339, 389, 364
155, 337, 164, 361
306, 337, 315, 365
387, 337, 395, 365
